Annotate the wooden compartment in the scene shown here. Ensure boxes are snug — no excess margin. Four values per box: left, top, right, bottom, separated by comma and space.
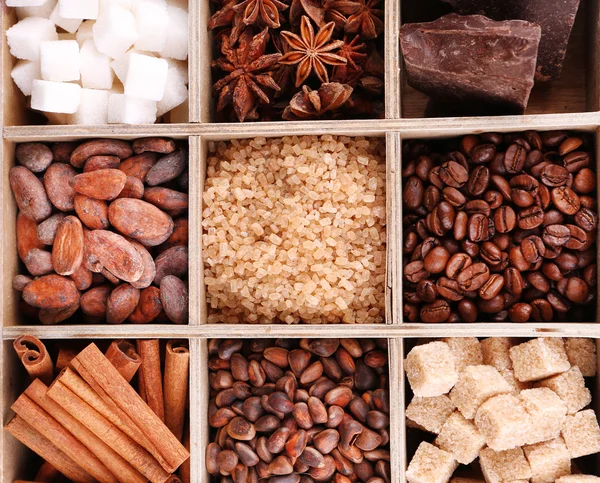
401, 337, 600, 481
1, 337, 198, 482
0, 2, 199, 126
1, 135, 193, 327
400, 0, 600, 119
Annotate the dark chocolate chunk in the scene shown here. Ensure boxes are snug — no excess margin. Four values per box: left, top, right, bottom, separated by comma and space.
400, 14, 541, 115
442, 0, 581, 81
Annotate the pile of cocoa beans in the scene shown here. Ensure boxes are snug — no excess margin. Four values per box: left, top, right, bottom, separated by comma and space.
207, 338, 391, 483
10, 138, 189, 325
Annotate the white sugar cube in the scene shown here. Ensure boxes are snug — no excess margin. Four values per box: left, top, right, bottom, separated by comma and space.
93, 5, 138, 58
59, 0, 99, 19
7, 0, 46, 6
167, 59, 188, 85
16, 0, 57, 20
157, 65, 188, 116
160, 5, 187, 60
76, 21, 95, 46
133, 0, 168, 53
70, 88, 109, 124
40, 40, 80, 82
124, 53, 168, 101
31, 80, 81, 113
7, 17, 58, 61
50, 3, 82, 33
11, 60, 41, 96
108, 93, 156, 124
80, 39, 113, 89
99, 0, 132, 13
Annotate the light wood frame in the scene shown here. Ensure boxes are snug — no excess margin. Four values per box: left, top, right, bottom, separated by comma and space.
3, 0, 600, 481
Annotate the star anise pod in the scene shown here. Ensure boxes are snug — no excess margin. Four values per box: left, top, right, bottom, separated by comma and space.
232, 0, 289, 28
212, 28, 282, 122
345, 0, 383, 40
279, 16, 347, 87
283, 82, 353, 120
271, 34, 296, 97
209, 0, 246, 44
322, 0, 361, 29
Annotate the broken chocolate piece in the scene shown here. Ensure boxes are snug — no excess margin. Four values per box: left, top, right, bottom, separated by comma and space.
400, 14, 541, 115
442, 0, 581, 81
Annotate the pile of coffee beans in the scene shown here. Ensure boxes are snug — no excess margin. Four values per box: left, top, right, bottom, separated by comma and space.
206, 339, 391, 483
402, 131, 597, 323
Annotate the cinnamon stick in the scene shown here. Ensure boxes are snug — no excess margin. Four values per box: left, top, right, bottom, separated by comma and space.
136, 339, 165, 421
46, 379, 171, 483
11, 393, 118, 483
70, 343, 189, 473
25, 379, 146, 483
164, 340, 189, 442
13, 335, 53, 385
55, 347, 78, 372
57, 367, 165, 469
105, 340, 142, 382
35, 462, 60, 482
5, 416, 94, 483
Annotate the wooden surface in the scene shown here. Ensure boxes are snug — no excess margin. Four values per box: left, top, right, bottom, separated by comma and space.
2, 0, 600, 481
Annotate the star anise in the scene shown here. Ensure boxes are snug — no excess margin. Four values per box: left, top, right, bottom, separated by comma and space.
283, 82, 353, 120
345, 0, 383, 40
232, 0, 289, 28
212, 28, 282, 122
209, 0, 246, 44
279, 16, 347, 87
322, 0, 361, 29
271, 34, 296, 97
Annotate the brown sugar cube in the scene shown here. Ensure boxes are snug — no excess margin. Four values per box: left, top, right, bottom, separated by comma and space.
557, 477, 600, 483
523, 437, 571, 483
561, 409, 600, 458
536, 366, 591, 414
435, 411, 486, 464
479, 447, 532, 483
509, 338, 570, 382
481, 337, 515, 371
443, 337, 483, 372
474, 394, 530, 450
406, 442, 458, 483
449, 365, 512, 419
499, 367, 532, 394
405, 342, 459, 397
519, 387, 567, 444
565, 338, 597, 377
406, 395, 456, 434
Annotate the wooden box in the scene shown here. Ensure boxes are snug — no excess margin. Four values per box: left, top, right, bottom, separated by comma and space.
2, 0, 600, 481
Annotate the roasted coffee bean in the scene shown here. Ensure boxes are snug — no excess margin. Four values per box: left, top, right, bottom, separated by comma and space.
457, 263, 490, 292
508, 303, 532, 322
436, 278, 465, 302
504, 144, 526, 173
552, 186, 581, 215
402, 132, 596, 322
403, 176, 423, 211
479, 274, 504, 300
565, 277, 589, 303
541, 164, 570, 187
517, 205, 544, 230
575, 207, 598, 232
543, 225, 571, 247
420, 299, 451, 323
423, 246, 450, 274
563, 151, 590, 172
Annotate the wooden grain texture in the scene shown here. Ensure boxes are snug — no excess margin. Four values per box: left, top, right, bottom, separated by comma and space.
2, 0, 600, 480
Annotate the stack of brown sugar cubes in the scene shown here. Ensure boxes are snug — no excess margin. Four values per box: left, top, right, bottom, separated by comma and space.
405, 337, 600, 483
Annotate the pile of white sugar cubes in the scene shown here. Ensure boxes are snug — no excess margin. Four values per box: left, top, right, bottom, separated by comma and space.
6, 0, 188, 124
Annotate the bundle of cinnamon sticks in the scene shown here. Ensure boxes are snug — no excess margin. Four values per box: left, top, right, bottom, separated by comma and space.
6, 336, 191, 483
